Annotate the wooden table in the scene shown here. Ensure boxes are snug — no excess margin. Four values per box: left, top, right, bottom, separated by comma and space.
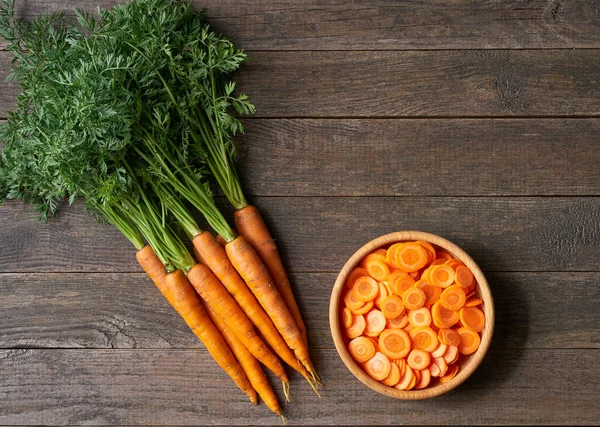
1, 1, 599, 425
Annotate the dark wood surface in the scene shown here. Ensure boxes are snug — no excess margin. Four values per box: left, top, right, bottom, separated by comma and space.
1, 1, 599, 425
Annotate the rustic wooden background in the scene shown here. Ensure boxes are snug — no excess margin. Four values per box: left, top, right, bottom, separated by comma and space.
1, 0, 599, 425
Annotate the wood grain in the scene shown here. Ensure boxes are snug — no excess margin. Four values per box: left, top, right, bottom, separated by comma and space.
0, 272, 597, 350
1, 197, 598, 273
7, 0, 600, 50
2, 50, 600, 118
0, 348, 598, 425
237, 119, 600, 196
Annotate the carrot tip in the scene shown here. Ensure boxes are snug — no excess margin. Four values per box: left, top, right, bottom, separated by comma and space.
281, 414, 287, 425
283, 381, 290, 403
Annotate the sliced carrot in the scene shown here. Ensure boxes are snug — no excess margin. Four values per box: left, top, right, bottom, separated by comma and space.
416, 241, 437, 265
455, 265, 475, 288
408, 270, 421, 280
345, 314, 366, 339
465, 289, 476, 299
386, 314, 409, 329
439, 364, 459, 383
352, 276, 379, 302
439, 285, 466, 311
394, 365, 414, 391
348, 336, 376, 363
394, 242, 429, 273
432, 300, 460, 328
403, 323, 415, 333
438, 328, 462, 347
365, 258, 391, 282
342, 307, 353, 328
374, 282, 389, 309
414, 367, 431, 389
364, 309, 386, 336
409, 326, 439, 352
346, 267, 369, 290
429, 264, 456, 288
402, 287, 426, 311
437, 251, 454, 260
384, 243, 402, 269
366, 336, 381, 353
381, 362, 401, 387
429, 360, 441, 377
444, 258, 464, 269
407, 349, 431, 370
434, 356, 448, 377
431, 343, 448, 359
460, 306, 485, 333
395, 358, 407, 378
359, 251, 386, 269
350, 300, 374, 315
343, 289, 364, 310
408, 307, 432, 327
430, 258, 446, 266
406, 369, 418, 391
378, 328, 412, 359
465, 297, 483, 307
442, 345, 458, 364
363, 352, 392, 381
448, 349, 460, 365
414, 280, 442, 306
373, 248, 388, 256
456, 327, 481, 355
388, 270, 416, 296
381, 295, 405, 319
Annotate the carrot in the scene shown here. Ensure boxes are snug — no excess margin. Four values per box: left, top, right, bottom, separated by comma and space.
346, 267, 368, 290
365, 258, 391, 282
373, 248, 388, 256
380, 295, 405, 319
378, 328, 412, 359
394, 365, 414, 390
439, 364, 459, 383
416, 241, 436, 265
429, 264, 456, 288
386, 314, 409, 329
352, 276, 379, 302
160, 269, 256, 403
456, 327, 481, 355
455, 265, 475, 288
394, 242, 429, 272
465, 297, 483, 307
414, 367, 431, 389
442, 345, 459, 364
350, 300, 374, 316
439, 285, 466, 311
365, 336, 381, 352
408, 307, 432, 327
403, 323, 415, 334
433, 356, 448, 377
342, 308, 353, 328
465, 289, 476, 299
431, 343, 448, 359
432, 300, 460, 328
360, 251, 386, 269
365, 309, 387, 336
412, 369, 421, 389
430, 258, 446, 266
402, 287, 426, 311
363, 352, 392, 381
381, 361, 401, 387
193, 231, 313, 385
234, 205, 308, 347
136, 245, 168, 288
460, 306, 486, 332
429, 360, 441, 377
215, 233, 229, 248
187, 263, 288, 384
374, 282, 389, 309
407, 349, 431, 370
344, 289, 365, 311
409, 326, 439, 352
388, 270, 415, 296
438, 328, 462, 347
345, 314, 366, 339
348, 336, 376, 363
414, 280, 442, 306
437, 251, 454, 260
395, 357, 407, 378
385, 243, 402, 269
203, 302, 281, 416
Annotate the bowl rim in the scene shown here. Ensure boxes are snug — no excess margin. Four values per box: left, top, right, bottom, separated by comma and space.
329, 231, 495, 400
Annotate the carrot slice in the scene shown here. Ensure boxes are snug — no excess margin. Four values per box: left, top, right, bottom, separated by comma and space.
431, 343, 448, 359
381, 362, 401, 387
352, 276, 380, 302
350, 300, 374, 315
416, 241, 437, 264
429, 264, 456, 288
414, 367, 431, 389
465, 297, 483, 307
344, 289, 364, 310
363, 352, 392, 381
414, 280, 442, 306
402, 287, 426, 311
406, 369, 418, 391
409, 326, 439, 352
465, 290, 476, 299
407, 349, 431, 370
394, 365, 414, 391
437, 251, 454, 260
365, 258, 391, 282
381, 295, 405, 319
403, 323, 415, 334
430, 258, 446, 266
444, 258, 464, 269
432, 300, 460, 328
394, 242, 429, 273
342, 307, 353, 328
408, 307, 432, 327
386, 314, 409, 329
346, 267, 368, 290
438, 328, 462, 347
434, 356, 448, 377
439, 285, 466, 311
388, 270, 416, 296
374, 282, 389, 309
360, 252, 386, 269
385, 244, 403, 269
348, 336, 376, 363
460, 306, 485, 333
429, 360, 441, 377
442, 345, 458, 364
378, 328, 412, 359
373, 248, 387, 256
456, 327, 481, 355
364, 309, 386, 336
345, 314, 366, 339
455, 265, 475, 288
439, 364, 459, 383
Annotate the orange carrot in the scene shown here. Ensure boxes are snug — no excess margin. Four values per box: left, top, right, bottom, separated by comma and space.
381, 362, 401, 387
136, 245, 167, 288
431, 343, 448, 359
344, 289, 365, 311
342, 308, 353, 328
442, 345, 459, 365
394, 365, 414, 390
439, 364, 459, 383
365, 309, 387, 336
374, 282, 390, 310
407, 349, 431, 370
365, 258, 391, 282
345, 314, 366, 339
465, 297, 483, 307
413, 280, 442, 306
460, 306, 486, 332
380, 295, 405, 319
394, 242, 429, 272
455, 265, 475, 288
414, 367, 431, 389
363, 352, 392, 381
432, 300, 460, 328
409, 326, 439, 352
352, 276, 379, 302
402, 287, 426, 311
348, 336, 376, 363
456, 327, 481, 355
439, 285, 466, 311
386, 314, 409, 329
408, 307, 432, 327
388, 270, 415, 296
360, 251, 386, 269
438, 328, 462, 347
429, 264, 456, 288
346, 267, 369, 290
350, 300, 374, 316
378, 328, 411, 359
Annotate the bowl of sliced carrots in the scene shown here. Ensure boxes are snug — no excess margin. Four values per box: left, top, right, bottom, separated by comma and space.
329, 231, 494, 399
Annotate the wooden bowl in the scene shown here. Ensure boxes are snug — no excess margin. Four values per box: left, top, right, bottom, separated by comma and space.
329, 231, 494, 399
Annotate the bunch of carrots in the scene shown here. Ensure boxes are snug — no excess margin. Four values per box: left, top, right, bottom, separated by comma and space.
341, 241, 485, 390
0, 0, 318, 421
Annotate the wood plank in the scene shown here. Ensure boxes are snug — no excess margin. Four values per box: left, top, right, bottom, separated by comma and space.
0, 348, 597, 425
237, 119, 600, 196
0, 272, 597, 350
2, 50, 600, 118
1, 197, 599, 273
8, 0, 600, 50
